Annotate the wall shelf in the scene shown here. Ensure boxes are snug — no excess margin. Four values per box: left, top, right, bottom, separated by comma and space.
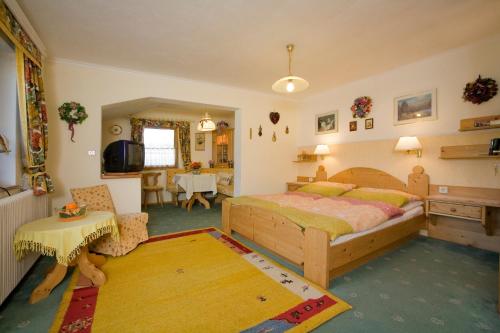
293, 152, 317, 163
440, 144, 500, 159
459, 114, 500, 132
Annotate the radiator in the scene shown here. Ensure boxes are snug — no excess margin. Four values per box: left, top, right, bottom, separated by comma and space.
0, 190, 48, 304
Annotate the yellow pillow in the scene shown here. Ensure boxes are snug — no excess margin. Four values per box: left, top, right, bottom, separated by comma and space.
341, 189, 409, 207
297, 183, 347, 197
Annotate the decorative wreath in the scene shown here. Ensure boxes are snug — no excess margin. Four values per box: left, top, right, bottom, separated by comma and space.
216, 120, 229, 134
351, 96, 372, 118
58, 102, 88, 142
463, 75, 498, 105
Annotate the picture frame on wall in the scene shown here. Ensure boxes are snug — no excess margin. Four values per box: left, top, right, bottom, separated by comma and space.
195, 133, 205, 151
315, 110, 338, 135
349, 121, 357, 132
394, 89, 437, 125
365, 118, 374, 129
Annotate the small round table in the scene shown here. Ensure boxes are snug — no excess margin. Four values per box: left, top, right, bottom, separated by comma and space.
14, 211, 119, 304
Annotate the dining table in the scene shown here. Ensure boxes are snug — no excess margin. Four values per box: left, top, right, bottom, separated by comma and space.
173, 173, 217, 212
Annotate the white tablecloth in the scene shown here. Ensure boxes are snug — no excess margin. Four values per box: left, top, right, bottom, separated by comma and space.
173, 173, 217, 200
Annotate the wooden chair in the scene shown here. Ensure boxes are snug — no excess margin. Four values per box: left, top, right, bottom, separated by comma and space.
166, 169, 186, 206
142, 172, 164, 208
70, 184, 149, 257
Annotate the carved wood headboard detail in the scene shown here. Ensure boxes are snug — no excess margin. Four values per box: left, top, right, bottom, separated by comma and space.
328, 167, 407, 192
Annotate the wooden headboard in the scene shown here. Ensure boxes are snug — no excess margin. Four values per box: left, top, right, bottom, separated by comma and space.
305, 165, 429, 197
328, 167, 407, 192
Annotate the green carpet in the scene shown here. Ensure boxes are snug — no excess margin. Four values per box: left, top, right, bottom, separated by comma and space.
1, 204, 499, 332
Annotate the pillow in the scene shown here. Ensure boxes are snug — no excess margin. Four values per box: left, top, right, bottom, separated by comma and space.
313, 181, 357, 191
356, 187, 421, 202
296, 182, 350, 197
217, 172, 233, 186
341, 188, 411, 207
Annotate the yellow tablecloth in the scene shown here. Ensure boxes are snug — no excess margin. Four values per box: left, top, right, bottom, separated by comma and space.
14, 211, 119, 265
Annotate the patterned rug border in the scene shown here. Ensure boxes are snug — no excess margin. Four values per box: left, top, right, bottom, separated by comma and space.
50, 227, 351, 333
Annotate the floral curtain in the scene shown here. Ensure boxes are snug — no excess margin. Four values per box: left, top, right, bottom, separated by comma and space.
130, 118, 191, 167
0, 0, 53, 195
16, 50, 54, 195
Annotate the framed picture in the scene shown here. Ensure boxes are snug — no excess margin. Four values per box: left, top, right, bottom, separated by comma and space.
315, 110, 338, 135
349, 121, 357, 132
365, 118, 374, 129
195, 133, 205, 151
394, 89, 437, 125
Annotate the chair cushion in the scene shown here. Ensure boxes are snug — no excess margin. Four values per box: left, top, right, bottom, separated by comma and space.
217, 172, 233, 186
166, 184, 185, 193
217, 184, 234, 197
70, 185, 116, 214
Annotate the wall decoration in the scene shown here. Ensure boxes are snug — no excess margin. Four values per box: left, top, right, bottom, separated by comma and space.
394, 89, 436, 125
285, 126, 289, 134
109, 124, 123, 135
272, 131, 277, 142
351, 96, 372, 118
258, 125, 263, 137
349, 121, 357, 132
216, 120, 229, 134
58, 102, 88, 142
463, 75, 498, 105
195, 133, 205, 151
249, 128, 252, 139
315, 110, 338, 135
365, 118, 374, 129
269, 111, 280, 124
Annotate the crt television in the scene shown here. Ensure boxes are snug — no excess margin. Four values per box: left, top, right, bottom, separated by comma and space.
103, 140, 145, 173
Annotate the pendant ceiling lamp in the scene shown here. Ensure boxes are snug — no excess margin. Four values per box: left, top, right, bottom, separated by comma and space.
272, 44, 309, 94
197, 112, 216, 132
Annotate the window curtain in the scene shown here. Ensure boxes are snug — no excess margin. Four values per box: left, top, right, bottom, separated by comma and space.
1, 1, 53, 195
130, 118, 191, 167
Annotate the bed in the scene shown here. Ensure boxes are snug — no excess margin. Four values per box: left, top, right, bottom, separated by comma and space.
222, 165, 429, 289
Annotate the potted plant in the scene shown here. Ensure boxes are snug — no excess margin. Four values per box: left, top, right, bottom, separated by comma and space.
190, 161, 202, 174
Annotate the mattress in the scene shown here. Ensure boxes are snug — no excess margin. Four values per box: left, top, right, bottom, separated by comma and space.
330, 205, 424, 245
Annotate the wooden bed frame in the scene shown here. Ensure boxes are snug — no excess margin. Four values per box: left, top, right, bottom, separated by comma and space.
222, 165, 429, 289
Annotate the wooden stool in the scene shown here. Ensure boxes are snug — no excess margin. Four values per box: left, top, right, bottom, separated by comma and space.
142, 172, 164, 208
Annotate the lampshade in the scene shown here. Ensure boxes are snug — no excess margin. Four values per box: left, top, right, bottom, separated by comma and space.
197, 112, 216, 132
272, 44, 309, 94
314, 144, 331, 155
394, 137, 422, 151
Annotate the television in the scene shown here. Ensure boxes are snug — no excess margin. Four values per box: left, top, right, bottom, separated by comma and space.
103, 140, 145, 173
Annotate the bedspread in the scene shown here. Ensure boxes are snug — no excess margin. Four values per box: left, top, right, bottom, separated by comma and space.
228, 192, 404, 240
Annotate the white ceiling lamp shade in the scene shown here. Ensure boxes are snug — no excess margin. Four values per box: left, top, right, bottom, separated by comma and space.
395, 136, 422, 157
272, 44, 309, 94
197, 112, 216, 132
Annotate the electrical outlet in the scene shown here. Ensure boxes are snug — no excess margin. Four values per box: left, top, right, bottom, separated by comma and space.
88, 150, 96, 156
438, 186, 448, 194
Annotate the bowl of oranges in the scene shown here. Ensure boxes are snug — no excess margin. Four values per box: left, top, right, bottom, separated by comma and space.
58, 202, 87, 222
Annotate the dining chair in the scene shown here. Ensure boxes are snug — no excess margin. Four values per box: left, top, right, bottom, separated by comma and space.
142, 172, 164, 208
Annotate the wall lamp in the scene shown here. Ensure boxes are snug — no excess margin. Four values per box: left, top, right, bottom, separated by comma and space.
314, 144, 331, 160
395, 136, 422, 158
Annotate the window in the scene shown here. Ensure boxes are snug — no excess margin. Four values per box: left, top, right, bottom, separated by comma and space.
143, 128, 176, 167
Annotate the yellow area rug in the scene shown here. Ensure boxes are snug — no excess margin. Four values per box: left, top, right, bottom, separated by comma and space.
50, 228, 350, 332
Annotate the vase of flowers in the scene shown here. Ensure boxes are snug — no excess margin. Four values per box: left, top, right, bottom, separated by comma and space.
190, 161, 202, 174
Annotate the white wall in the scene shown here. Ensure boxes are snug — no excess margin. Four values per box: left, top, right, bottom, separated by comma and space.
44, 59, 297, 212
296, 33, 500, 188
298, 33, 500, 146
0, 36, 18, 187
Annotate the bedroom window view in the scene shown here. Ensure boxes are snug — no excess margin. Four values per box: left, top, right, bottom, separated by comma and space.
2, 1, 500, 333
143, 128, 176, 167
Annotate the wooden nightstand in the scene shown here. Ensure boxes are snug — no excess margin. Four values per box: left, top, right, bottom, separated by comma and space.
286, 182, 310, 192
426, 195, 500, 235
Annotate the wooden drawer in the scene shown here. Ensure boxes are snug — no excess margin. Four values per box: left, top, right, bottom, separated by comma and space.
429, 201, 482, 220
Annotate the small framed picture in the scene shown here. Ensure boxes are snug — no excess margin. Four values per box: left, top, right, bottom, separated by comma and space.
394, 89, 437, 125
365, 118, 374, 129
315, 110, 338, 135
195, 133, 205, 151
349, 121, 357, 132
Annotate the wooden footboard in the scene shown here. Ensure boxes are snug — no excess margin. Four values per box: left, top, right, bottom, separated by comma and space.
222, 199, 426, 289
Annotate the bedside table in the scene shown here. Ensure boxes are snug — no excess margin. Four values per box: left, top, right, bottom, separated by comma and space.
426, 195, 500, 235
286, 182, 310, 192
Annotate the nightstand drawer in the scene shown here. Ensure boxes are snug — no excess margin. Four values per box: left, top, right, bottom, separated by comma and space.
429, 201, 482, 219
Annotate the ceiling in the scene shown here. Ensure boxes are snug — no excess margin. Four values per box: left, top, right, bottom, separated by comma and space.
101, 97, 235, 120
18, 0, 500, 97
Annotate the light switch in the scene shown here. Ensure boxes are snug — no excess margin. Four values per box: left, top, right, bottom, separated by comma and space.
438, 186, 448, 194
88, 150, 96, 156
